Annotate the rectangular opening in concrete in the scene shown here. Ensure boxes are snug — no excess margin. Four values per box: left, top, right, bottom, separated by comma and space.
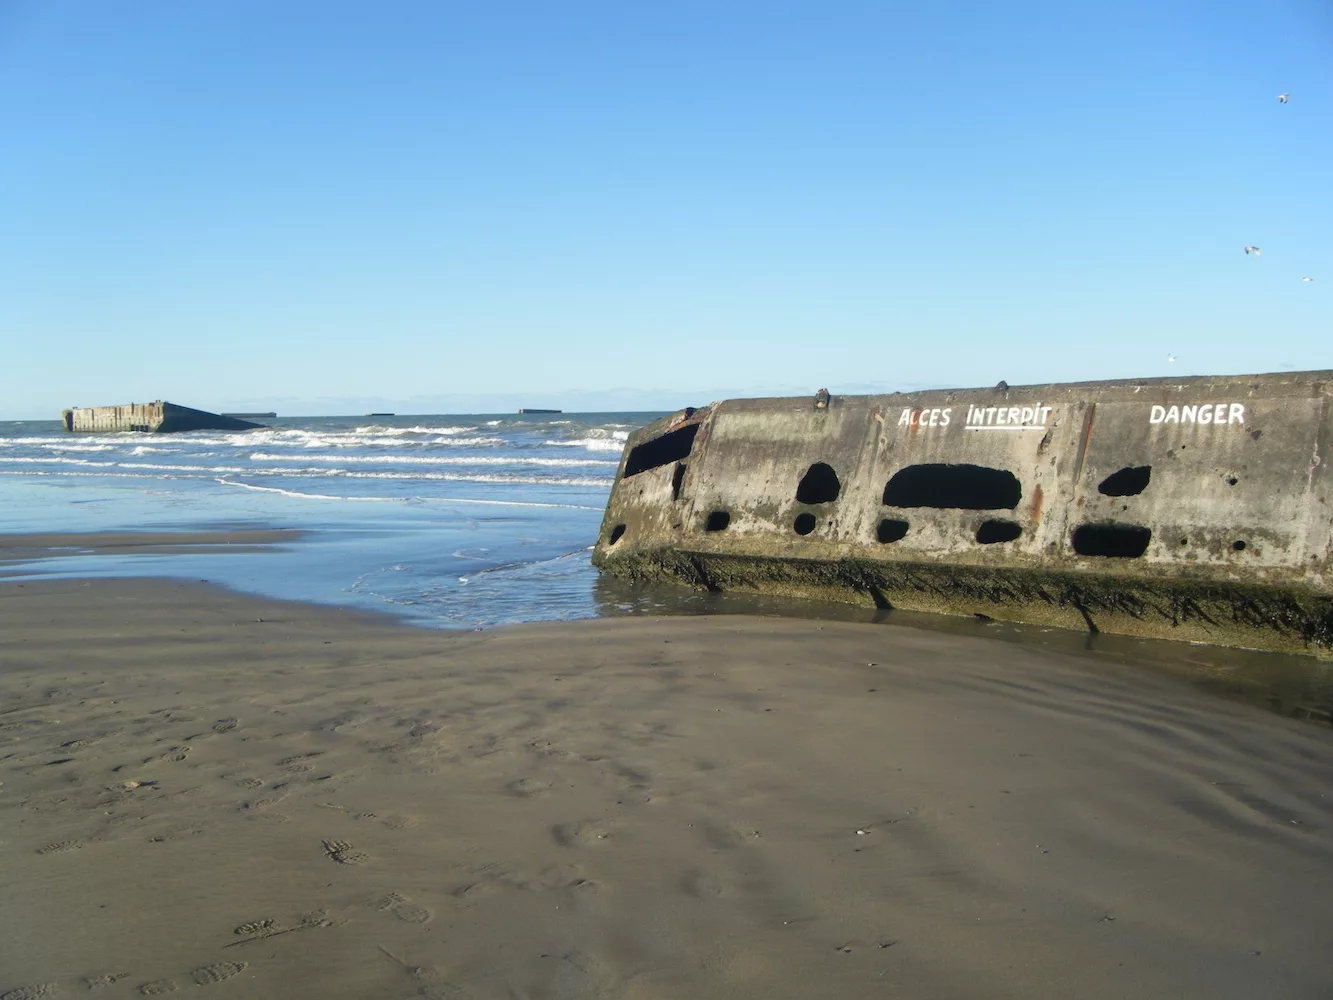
976, 519, 1023, 544
882, 464, 1022, 510
624, 423, 700, 478
1072, 523, 1152, 558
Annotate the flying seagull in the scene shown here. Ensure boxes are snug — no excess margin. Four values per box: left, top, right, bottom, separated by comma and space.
1302, 276, 1314, 282
1167, 354, 1177, 363
1243, 245, 1262, 256
1278, 93, 1290, 103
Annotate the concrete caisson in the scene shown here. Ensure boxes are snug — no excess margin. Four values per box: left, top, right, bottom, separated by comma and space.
592, 371, 1333, 655
62, 402, 263, 433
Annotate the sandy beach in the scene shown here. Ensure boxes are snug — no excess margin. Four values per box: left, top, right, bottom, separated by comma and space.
3, 570, 1333, 999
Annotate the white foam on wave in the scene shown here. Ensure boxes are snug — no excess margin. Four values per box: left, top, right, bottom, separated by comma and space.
542, 427, 630, 452
544, 436, 627, 452
336, 470, 611, 487
0, 456, 118, 467
0, 469, 186, 482
182, 428, 503, 449
130, 445, 178, 455
0, 434, 139, 447
352, 424, 479, 436
0, 455, 612, 486
248, 451, 616, 467
116, 461, 251, 474
216, 479, 602, 510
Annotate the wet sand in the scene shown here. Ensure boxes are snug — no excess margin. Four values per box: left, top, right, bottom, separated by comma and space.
3, 576, 1333, 999
0, 530, 303, 563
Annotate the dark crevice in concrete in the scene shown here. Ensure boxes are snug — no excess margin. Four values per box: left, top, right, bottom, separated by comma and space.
1098, 465, 1152, 497
793, 513, 816, 536
1072, 523, 1152, 558
671, 463, 687, 501
976, 520, 1023, 544
704, 511, 730, 532
796, 462, 842, 504
624, 423, 699, 478
876, 519, 910, 544
883, 464, 1022, 510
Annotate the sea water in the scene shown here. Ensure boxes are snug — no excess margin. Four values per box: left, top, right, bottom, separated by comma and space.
0, 413, 662, 627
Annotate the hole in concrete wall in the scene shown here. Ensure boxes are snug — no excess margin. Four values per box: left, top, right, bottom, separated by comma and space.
793, 513, 817, 535
1071, 523, 1152, 558
624, 423, 700, 477
609, 524, 626, 545
1098, 465, 1151, 497
795, 462, 841, 504
671, 463, 686, 501
882, 464, 1021, 510
1232, 539, 1247, 551
877, 519, 909, 543
1226, 476, 1238, 486
976, 520, 1022, 544
705, 510, 730, 532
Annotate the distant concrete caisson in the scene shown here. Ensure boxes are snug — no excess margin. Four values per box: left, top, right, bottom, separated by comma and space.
62, 402, 264, 433
592, 371, 1333, 656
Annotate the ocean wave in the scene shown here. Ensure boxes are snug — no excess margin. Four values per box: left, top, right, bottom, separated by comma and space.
167, 429, 504, 449
329, 471, 611, 486
0, 434, 141, 447
247, 452, 616, 467
216, 479, 602, 510
0, 456, 119, 467
543, 437, 626, 452
351, 424, 479, 436
0, 455, 612, 485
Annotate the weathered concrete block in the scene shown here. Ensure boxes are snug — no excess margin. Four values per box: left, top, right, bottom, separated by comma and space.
592, 372, 1333, 655
62, 402, 262, 433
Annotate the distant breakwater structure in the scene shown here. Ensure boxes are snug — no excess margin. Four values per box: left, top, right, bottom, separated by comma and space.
62, 402, 265, 433
592, 370, 1333, 656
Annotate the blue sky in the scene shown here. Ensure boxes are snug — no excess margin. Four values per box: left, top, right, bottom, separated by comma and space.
1, 0, 1329, 418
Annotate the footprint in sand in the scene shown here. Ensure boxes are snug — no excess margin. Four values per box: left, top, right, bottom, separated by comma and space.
505, 776, 550, 798
379, 949, 467, 1000
551, 820, 615, 848
380, 813, 418, 830
322, 839, 371, 865
1, 985, 55, 1000
85, 973, 132, 990
159, 747, 190, 763
138, 979, 178, 995
212, 718, 238, 733
233, 919, 280, 939
278, 752, 324, 772
191, 961, 248, 985
36, 840, 82, 855
373, 892, 433, 924
411, 965, 468, 999
234, 777, 264, 790
240, 793, 288, 813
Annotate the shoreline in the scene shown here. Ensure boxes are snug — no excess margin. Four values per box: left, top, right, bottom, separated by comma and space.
2, 576, 1332, 998
2, 528, 1331, 730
